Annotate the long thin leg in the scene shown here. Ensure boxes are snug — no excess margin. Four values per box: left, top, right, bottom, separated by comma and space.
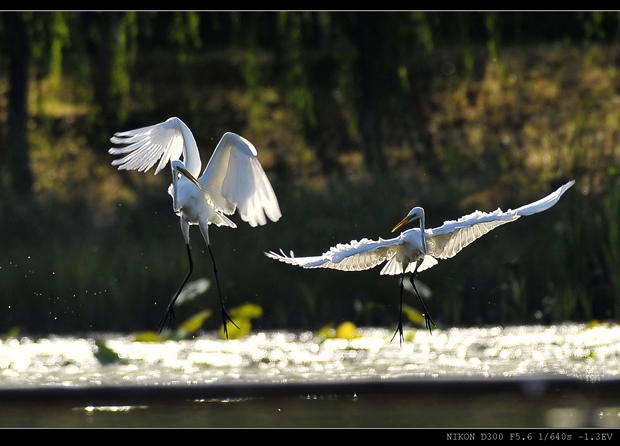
207, 244, 239, 339
157, 243, 193, 333
390, 273, 406, 346
409, 268, 436, 334
390, 263, 437, 344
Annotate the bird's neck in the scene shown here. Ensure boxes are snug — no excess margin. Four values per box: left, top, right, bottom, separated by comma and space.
419, 215, 426, 253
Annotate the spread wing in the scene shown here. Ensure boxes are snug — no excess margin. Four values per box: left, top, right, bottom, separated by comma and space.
108, 117, 201, 176
512, 180, 575, 215
200, 132, 281, 227
426, 209, 520, 259
265, 236, 404, 272
426, 180, 575, 259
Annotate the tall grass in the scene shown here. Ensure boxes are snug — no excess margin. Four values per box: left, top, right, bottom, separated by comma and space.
603, 176, 620, 318
2, 42, 620, 335
0, 173, 589, 335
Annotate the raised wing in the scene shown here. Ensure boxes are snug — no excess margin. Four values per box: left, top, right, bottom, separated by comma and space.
426, 209, 520, 259
201, 132, 281, 227
265, 236, 404, 272
512, 180, 575, 215
426, 180, 575, 259
108, 117, 201, 176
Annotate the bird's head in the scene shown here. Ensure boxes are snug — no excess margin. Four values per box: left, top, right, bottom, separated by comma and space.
171, 160, 202, 189
391, 206, 424, 232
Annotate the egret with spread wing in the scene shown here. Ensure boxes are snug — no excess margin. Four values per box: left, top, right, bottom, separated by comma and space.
110, 117, 282, 338
266, 180, 574, 344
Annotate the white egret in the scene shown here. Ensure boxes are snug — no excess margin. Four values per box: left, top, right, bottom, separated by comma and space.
109, 117, 282, 338
266, 180, 574, 344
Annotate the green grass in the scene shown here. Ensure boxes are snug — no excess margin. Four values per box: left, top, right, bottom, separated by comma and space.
0, 173, 588, 336
2, 42, 620, 335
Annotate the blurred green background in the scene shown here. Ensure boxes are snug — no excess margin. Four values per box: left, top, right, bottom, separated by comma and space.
0, 11, 618, 335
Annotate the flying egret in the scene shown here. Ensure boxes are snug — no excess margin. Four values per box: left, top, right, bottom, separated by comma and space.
266, 180, 574, 344
109, 117, 282, 338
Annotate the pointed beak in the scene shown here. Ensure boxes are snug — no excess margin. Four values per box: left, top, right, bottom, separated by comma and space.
176, 166, 202, 189
391, 215, 413, 233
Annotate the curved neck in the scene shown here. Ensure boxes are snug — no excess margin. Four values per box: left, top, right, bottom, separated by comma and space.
171, 168, 180, 208
176, 119, 201, 176
419, 213, 426, 253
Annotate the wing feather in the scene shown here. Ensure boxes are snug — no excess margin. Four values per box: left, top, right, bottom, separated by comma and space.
201, 132, 281, 226
265, 237, 403, 272
108, 117, 201, 176
266, 181, 574, 278
426, 209, 519, 259
512, 180, 575, 215
425, 181, 575, 259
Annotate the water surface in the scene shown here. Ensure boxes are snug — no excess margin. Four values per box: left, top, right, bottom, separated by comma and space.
2, 323, 620, 427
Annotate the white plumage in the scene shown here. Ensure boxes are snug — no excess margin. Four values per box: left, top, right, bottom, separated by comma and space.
266, 180, 575, 343
110, 117, 281, 337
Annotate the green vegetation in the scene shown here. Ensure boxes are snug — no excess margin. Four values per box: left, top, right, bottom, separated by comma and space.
0, 12, 619, 335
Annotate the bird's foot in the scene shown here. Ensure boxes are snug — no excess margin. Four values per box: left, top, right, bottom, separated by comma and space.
220, 306, 240, 340
157, 305, 176, 334
424, 313, 436, 335
390, 322, 404, 346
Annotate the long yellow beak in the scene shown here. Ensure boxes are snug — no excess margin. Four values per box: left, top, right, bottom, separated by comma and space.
176, 166, 202, 189
391, 216, 412, 233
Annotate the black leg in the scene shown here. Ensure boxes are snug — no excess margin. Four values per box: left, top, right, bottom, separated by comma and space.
157, 243, 193, 333
409, 267, 436, 334
207, 244, 239, 339
390, 273, 406, 346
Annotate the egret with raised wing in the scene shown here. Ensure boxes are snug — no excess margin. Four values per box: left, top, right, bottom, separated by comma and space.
110, 117, 282, 338
266, 180, 574, 344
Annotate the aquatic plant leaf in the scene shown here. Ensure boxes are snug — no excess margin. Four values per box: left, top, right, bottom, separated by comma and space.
316, 323, 336, 340
402, 304, 427, 327
402, 278, 432, 299
133, 331, 163, 343
219, 317, 251, 340
335, 321, 359, 339
229, 303, 263, 319
175, 278, 210, 306
177, 309, 212, 335
3, 327, 20, 341
93, 340, 126, 365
